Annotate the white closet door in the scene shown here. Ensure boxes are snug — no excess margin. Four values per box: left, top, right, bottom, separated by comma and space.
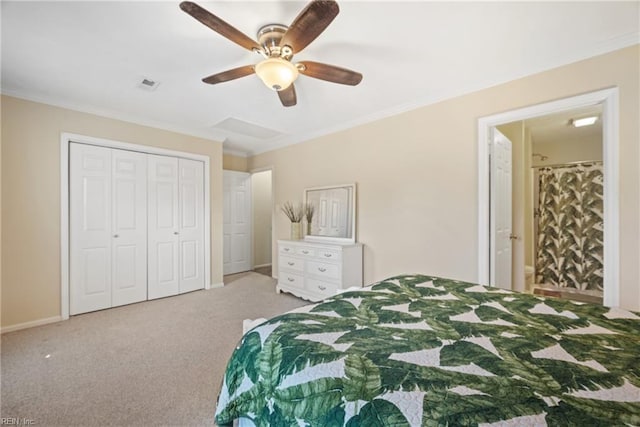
111, 149, 148, 307
70, 143, 112, 315
148, 155, 180, 299
178, 158, 205, 293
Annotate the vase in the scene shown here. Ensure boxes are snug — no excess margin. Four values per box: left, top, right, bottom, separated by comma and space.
306, 221, 312, 236
290, 222, 302, 240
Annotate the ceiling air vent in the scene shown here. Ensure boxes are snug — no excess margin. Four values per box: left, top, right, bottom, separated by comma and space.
137, 77, 160, 91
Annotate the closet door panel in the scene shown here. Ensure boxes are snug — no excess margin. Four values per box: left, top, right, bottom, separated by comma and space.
111, 150, 148, 307
178, 158, 205, 293
70, 143, 112, 315
148, 155, 180, 299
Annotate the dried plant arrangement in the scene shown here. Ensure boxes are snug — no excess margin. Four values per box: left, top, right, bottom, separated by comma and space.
281, 201, 303, 223
304, 202, 315, 224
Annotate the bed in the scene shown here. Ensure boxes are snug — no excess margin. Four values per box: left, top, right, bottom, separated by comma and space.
215, 274, 640, 426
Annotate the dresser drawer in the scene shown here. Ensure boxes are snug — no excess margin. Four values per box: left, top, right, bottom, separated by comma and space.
316, 249, 341, 261
279, 244, 296, 255
307, 261, 341, 280
278, 272, 304, 288
307, 278, 338, 298
296, 247, 316, 257
280, 255, 304, 272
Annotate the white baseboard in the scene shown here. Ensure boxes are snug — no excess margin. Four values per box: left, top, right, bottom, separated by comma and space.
253, 263, 272, 269
209, 282, 224, 289
1, 316, 63, 334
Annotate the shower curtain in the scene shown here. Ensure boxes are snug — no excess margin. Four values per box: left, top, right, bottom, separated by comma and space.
535, 162, 603, 293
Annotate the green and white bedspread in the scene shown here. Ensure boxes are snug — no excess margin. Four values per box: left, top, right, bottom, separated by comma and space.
215, 275, 640, 426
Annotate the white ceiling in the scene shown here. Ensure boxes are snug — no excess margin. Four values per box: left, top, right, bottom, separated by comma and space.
2, 1, 638, 156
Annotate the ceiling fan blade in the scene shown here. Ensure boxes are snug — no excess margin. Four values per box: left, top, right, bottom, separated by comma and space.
202, 65, 255, 85
277, 85, 297, 107
298, 61, 362, 86
180, 1, 262, 52
280, 0, 339, 54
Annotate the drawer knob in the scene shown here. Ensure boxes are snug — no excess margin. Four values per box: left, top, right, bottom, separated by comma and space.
318, 285, 327, 291
302, 250, 309, 254
287, 277, 295, 282
284, 248, 290, 252
324, 253, 332, 258
318, 267, 327, 272
287, 262, 294, 266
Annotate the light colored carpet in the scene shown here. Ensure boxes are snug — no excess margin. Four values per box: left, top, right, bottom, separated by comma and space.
1, 272, 307, 426
252, 265, 272, 278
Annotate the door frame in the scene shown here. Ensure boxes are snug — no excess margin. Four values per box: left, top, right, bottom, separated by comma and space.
477, 87, 619, 306
249, 166, 275, 274
60, 132, 212, 320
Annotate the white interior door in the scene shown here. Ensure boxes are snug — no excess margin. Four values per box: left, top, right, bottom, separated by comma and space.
70, 143, 112, 315
177, 158, 205, 293
223, 170, 251, 275
148, 155, 180, 299
70, 144, 148, 314
490, 128, 513, 289
111, 149, 148, 307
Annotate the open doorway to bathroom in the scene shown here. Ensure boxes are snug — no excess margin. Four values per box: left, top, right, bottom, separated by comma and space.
498, 105, 604, 304
478, 88, 619, 307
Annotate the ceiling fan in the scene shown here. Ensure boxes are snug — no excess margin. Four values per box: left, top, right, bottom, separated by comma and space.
180, 0, 363, 107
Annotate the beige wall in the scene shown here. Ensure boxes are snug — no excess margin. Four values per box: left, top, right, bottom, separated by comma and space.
1, 95, 224, 328
532, 137, 602, 167
251, 170, 272, 267
223, 154, 248, 172
249, 45, 640, 311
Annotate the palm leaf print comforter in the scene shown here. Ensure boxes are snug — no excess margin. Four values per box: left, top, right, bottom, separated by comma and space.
215, 275, 640, 426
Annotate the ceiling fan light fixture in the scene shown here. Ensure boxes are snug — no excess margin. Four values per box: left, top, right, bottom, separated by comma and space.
255, 57, 298, 91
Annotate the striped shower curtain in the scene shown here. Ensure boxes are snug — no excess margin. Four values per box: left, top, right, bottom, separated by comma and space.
535, 162, 604, 293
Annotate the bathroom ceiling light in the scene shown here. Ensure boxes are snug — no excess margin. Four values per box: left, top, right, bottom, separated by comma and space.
570, 116, 598, 127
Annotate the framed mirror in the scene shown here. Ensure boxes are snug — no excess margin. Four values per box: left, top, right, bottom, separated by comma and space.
304, 183, 356, 243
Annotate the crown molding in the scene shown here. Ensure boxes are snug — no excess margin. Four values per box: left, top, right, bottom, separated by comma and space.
250, 36, 639, 156
3, 35, 636, 160
222, 149, 249, 158
0, 88, 225, 146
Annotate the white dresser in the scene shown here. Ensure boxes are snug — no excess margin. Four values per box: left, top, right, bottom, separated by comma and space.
277, 239, 363, 302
